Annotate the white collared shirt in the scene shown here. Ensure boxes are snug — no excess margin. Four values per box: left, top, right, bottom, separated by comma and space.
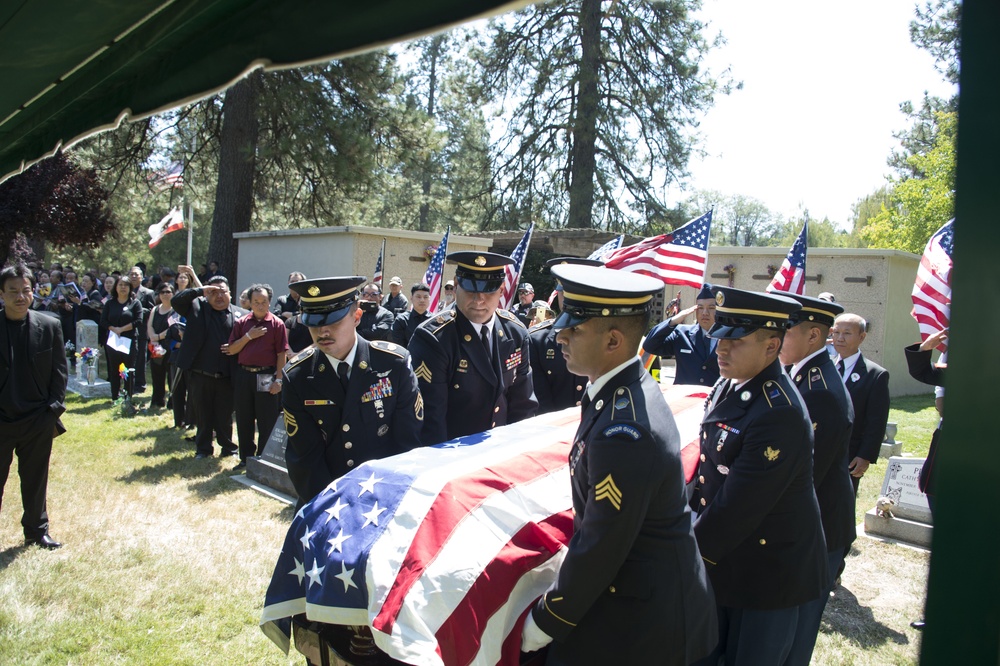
789, 347, 832, 381
834, 350, 861, 383
586, 357, 642, 401
323, 336, 359, 379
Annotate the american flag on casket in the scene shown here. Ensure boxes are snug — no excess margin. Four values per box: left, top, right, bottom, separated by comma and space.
261, 384, 709, 666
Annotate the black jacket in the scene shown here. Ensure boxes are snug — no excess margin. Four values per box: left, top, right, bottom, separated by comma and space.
0, 309, 67, 427
171, 288, 246, 373
790, 352, 856, 552
692, 361, 828, 610
358, 305, 394, 342
527, 320, 587, 414
281, 338, 424, 503
843, 354, 890, 463
408, 308, 537, 445
532, 360, 716, 665
644, 321, 720, 387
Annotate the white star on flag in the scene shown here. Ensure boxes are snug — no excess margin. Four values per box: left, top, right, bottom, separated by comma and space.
306, 560, 326, 589
358, 473, 382, 497
295, 501, 312, 522
300, 527, 317, 551
327, 530, 352, 555
288, 558, 305, 586
324, 498, 347, 524
335, 561, 358, 592
361, 501, 386, 528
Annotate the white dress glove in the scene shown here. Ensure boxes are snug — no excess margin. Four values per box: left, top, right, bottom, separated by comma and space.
521, 611, 554, 652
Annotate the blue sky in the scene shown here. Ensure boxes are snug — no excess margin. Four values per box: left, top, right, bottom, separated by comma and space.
672, 0, 957, 228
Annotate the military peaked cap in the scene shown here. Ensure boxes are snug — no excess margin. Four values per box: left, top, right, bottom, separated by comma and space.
708, 286, 801, 339
551, 265, 663, 330
290, 276, 366, 327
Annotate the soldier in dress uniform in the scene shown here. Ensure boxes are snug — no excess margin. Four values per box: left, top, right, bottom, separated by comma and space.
690, 286, 828, 666
527, 257, 602, 415
644, 283, 720, 387
407, 251, 537, 445
521, 265, 717, 666
778, 294, 856, 665
280, 276, 424, 505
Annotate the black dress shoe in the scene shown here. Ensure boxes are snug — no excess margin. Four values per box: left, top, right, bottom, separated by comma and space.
28, 535, 63, 550
194, 452, 210, 459
910, 619, 926, 630
234, 460, 247, 471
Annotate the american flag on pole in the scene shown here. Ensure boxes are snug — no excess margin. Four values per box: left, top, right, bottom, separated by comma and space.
766, 220, 808, 295
148, 207, 185, 248
912, 219, 954, 349
424, 227, 450, 312
499, 223, 534, 310
603, 211, 712, 288
587, 234, 625, 261
373, 238, 386, 287
152, 161, 184, 191
260, 385, 708, 666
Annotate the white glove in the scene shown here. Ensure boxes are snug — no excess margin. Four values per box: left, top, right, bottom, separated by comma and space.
521, 611, 554, 652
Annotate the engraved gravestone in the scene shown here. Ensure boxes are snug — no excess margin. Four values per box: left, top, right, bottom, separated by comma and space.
864, 455, 932, 547
246, 418, 294, 497
76, 319, 99, 350
67, 319, 111, 398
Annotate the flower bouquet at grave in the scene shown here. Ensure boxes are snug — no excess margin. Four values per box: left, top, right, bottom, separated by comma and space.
78, 347, 99, 367
114, 363, 142, 418
64, 341, 76, 360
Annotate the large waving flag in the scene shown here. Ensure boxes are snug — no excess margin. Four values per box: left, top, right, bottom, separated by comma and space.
260, 384, 708, 666
912, 219, 954, 350
766, 220, 808, 295
603, 211, 712, 288
148, 207, 184, 248
373, 238, 385, 287
423, 227, 450, 312
587, 234, 625, 261
499, 223, 534, 310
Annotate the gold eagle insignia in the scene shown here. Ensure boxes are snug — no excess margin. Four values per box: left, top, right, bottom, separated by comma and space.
764, 446, 780, 461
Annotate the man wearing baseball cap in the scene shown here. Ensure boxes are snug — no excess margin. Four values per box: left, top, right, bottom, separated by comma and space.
522, 264, 716, 665
690, 286, 827, 665
280, 276, 424, 505
407, 251, 536, 445
382, 276, 409, 317
510, 282, 535, 327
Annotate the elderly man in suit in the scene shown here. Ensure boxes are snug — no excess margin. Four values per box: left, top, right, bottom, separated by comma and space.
644, 284, 720, 387
522, 264, 716, 666
831, 313, 890, 494
0, 264, 67, 549
408, 252, 536, 445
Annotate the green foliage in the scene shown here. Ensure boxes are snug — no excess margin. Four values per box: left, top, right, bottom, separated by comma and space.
685, 190, 782, 246
862, 111, 956, 253
479, 0, 725, 232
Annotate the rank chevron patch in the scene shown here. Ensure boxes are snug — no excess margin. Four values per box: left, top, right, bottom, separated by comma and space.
594, 474, 622, 510
414, 361, 433, 383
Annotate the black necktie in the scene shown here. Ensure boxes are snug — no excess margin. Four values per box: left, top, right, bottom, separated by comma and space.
783, 364, 793, 375
837, 360, 845, 377
337, 361, 350, 393
480, 325, 490, 355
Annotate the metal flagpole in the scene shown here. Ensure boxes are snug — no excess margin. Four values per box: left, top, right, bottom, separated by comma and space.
186, 202, 194, 266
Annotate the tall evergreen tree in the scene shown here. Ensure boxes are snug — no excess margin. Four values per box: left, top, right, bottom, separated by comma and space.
479, 0, 724, 232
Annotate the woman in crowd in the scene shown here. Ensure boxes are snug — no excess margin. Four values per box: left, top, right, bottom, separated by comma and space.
146, 282, 178, 409
100, 276, 142, 401
77, 273, 104, 325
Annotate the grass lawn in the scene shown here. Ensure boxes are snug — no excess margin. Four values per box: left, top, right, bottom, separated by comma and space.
0, 388, 939, 664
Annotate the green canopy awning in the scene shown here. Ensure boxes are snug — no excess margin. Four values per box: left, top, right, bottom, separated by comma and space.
0, 0, 528, 182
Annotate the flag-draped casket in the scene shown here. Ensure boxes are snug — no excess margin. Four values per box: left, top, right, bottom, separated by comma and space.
261, 384, 708, 665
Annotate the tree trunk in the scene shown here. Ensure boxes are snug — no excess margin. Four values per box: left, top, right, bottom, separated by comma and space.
419, 36, 443, 233
567, 0, 602, 230
208, 73, 260, 282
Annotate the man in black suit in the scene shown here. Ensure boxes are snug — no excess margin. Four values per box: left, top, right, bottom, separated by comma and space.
128, 265, 156, 393
831, 313, 891, 494
357, 282, 395, 342
172, 271, 247, 459
390, 283, 432, 347
691, 287, 828, 665
779, 294, 856, 664
281, 276, 424, 505
644, 284, 720, 387
408, 252, 537, 446
522, 264, 716, 665
0, 264, 67, 549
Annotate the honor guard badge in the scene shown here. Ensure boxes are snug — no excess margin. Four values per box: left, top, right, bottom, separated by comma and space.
595, 474, 623, 510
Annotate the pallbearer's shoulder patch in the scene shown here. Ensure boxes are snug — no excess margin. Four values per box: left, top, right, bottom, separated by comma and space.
370, 340, 405, 358
807, 366, 828, 391
497, 309, 527, 329
425, 310, 455, 334
602, 423, 643, 441
286, 346, 316, 370
762, 380, 791, 408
